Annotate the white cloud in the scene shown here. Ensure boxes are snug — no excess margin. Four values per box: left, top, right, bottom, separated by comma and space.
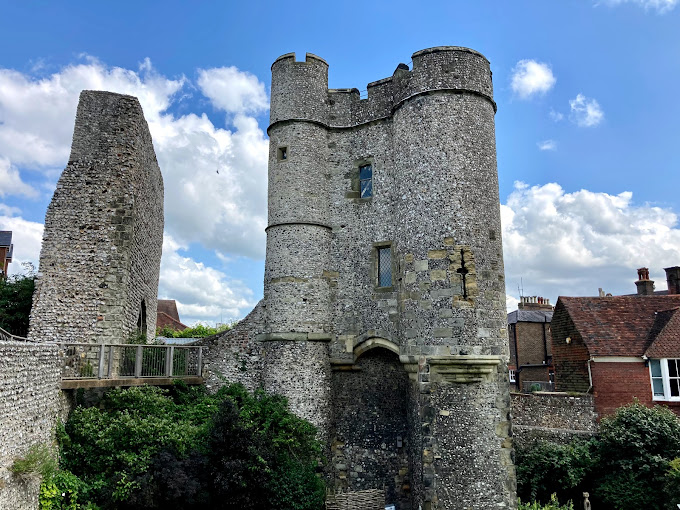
537, 140, 557, 151
158, 234, 256, 325
502, 181, 680, 310
0, 157, 38, 198
197, 67, 268, 115
510, 60, 556, 99
0, 213, 44, 275
549, 109, 564, 122
569, 93, 604, 127
0, 57, 269, 259
596, 0, 677, 13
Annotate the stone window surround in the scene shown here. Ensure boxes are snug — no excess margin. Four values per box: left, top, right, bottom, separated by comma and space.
371, 240, 395, 292
277, 145, 288, 161
650, 358, 680, 401
349, 156, 375, 202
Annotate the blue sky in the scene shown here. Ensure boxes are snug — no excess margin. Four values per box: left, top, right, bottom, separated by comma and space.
1, 0, 679, 324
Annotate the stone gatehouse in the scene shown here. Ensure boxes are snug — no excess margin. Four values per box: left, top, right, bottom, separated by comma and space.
202, 46, 515, 510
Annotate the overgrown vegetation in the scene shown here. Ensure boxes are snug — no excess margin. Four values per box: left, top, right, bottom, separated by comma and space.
518, 494, 574, 510
11, 444, 57, 478
41, 383, 324, 510
517, 400, 680, 510
156, 322, 235, 339
0, 263, 35, 337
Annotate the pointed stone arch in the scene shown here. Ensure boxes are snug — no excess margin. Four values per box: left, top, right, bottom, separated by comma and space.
353, 336, 400, 360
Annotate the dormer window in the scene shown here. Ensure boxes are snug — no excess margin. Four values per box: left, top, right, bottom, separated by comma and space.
360, 163, 372, 198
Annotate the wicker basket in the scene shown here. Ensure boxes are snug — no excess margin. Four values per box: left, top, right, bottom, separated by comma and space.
326, 488, 385, 510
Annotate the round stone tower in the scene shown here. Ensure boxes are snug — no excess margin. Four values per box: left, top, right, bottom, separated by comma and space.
263, 53, 333, 438
262, 47, 515, 509
391, 47, 514, 509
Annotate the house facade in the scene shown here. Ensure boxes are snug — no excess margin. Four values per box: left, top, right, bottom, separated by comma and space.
0, 231, 12, 278
507, 296, 553, 391
551, 267, 680, 417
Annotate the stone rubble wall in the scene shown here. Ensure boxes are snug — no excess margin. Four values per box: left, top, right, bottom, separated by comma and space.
29, 90, 164, 345
199, 301, 265, 393
0, 340, 60, 510
511, 392, 597, 448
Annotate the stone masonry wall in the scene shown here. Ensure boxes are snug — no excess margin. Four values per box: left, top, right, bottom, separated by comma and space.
29, 91, 164, 344
262, 47, 515, 509
331, 349, 411, 509
511, 392, 597, 447
0, 340, 60, 510
199, 301, 265, 393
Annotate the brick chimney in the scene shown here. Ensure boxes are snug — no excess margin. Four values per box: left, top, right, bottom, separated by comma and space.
518, 296, 553, 310
635, 267, 655, 296
665, 266, 680, 295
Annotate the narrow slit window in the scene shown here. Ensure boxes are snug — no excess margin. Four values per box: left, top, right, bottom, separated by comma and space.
360, 163, 372, 198
377, 246, 391, 287
277, 146, 288, 161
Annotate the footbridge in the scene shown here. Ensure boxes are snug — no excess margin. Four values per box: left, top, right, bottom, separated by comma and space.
59, 342, 204, 389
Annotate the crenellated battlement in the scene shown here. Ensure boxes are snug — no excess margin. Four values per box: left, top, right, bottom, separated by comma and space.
269, 46, 495, 131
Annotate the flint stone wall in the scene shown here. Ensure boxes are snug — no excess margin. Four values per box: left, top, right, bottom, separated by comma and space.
0, 340, 60, 510
29, 90, 164, 344
511, 392, 597, 447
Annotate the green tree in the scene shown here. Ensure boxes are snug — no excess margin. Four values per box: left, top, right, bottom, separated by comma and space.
593, 400, 680, 510
516, 438, 595, 504
58, 383, 325, 510
0, 263, 36, 337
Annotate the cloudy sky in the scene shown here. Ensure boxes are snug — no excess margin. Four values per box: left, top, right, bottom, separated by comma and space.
1, 0, 679, 324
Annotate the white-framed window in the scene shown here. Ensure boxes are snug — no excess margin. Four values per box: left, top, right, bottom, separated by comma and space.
649, 358, 680, 401
509, 369, 516, 383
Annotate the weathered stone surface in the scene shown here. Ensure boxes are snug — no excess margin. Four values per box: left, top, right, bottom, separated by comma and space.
208, 47, 515, 509
0, 341, 60, 510
28, 91, 164, 344
511, 392, 598, 448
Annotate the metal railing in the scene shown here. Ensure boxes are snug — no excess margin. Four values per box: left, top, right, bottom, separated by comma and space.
522, 380, 555, 393
0, 326, 30, 342
59, 343, 203, 380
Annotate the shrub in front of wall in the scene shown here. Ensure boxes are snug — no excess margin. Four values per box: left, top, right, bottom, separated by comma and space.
593, 400, 680, 510
516, 439, 595, 505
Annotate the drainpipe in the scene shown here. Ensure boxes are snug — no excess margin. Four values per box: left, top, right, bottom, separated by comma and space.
512, 323, 520, 387
587, 357, 593, 394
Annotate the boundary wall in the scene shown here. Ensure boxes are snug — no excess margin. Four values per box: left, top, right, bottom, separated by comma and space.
0, 340, 60, 510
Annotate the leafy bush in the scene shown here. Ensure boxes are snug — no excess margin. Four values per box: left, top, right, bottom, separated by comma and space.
592, 400, 680, 510
39, 470, 99, 510
517, 400, 680, 510
58, 383, 324, 510
518, 494, 574, 510
156, 321, 236, 339
516, 439, 595, 504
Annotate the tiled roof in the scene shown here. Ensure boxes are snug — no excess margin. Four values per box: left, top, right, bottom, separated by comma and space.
156, 311, 187, 332
507, 309, 553, 324
0, 231, 11, 248
157, 299, 181, 322
645, 307, 680, 358
558, 295, 680, 357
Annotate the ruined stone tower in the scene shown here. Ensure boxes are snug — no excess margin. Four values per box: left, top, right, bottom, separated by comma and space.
29, 91, 164, 344
258, 47, 515, 509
